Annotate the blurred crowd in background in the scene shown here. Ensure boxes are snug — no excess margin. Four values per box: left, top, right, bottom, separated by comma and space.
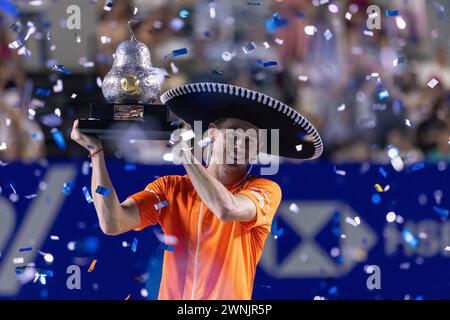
0, 0, 449, 165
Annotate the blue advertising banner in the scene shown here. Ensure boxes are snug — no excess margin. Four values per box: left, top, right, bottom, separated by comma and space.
0, 160, 449, 300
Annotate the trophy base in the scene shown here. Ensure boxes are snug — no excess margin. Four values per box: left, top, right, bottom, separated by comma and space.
78, 103, 177, 140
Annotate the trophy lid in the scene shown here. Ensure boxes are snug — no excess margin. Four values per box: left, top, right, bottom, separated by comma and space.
112, 22, 152, 69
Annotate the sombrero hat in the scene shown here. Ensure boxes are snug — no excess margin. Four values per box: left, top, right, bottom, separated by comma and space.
160, 82, 323, 160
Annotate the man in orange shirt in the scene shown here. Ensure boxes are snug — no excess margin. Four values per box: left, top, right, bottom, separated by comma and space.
72, 82, 322, 299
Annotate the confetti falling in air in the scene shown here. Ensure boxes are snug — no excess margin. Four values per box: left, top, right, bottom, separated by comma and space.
337, 104, 346, 111
386, 211, 396, 222
82, 186, 94, 204
402, 229, 419, 249
153, 230, 178, 246
50, 128, 66, 151
393, 57, 405, 66
62, 181, 74, 195
378, 89, 389, 100
87, 259, 97, 272
323, 29, 333, 41
374, 184, 383, 192
371, 193, 381, 204
259, 60, 278, 67
131, 238, 138, 253
163, 244, 174, 252
334, 166, 346, 176
411, 162, 424, 171
386, 10, 399, 16
124, 163, 137, 171
35, 88, 51, 97
295, 144, 303, 152
304, 25, 317, 36
427, 78, 439, 88
52, 64, 71, 75
433, 206, 449, 218
0, 0, 19, 18
95, 185, 111, 197
198, 137, 213, 148
242, 41, 257, 54
50, 235, 59, 241
53, 79, 63, 93
165, 48, 188, 60
270, 219, 284, 239
289, 203, 300, 214
19, 247, 32, 252
155, 200, 169, 210
379, 167, 387, 178
345, 216, 361, 227
13, 257, 24, 264
405, 119, 413, 127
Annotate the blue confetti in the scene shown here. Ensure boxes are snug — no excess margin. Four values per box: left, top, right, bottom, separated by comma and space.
171, 48, 188, 57
52, 64, 71, 75
272, 12, 288, 28
433, 206, 449, 218
379, 167, 387, 178
62, 181, 74, 195
386, 10, 399, 16
378, 89, 389, 100
295, 12, 305, 19
41, 113, 63, 127
263, 61, 277, 67
155, 200, 169, 210
19, 247, 32, 252
402, 228, 419, 249
35, 88, 51, 97
82, 186, 94, 204
37, 269, 54, 277
95, 185, 111, 196
50, 128, 66, 151
179, 10, 189, 18
371, 194, 381, 204
411, 162, 424, 171
131, 238, 138, 253
164, 244, 174, 252
328, 286, 338, 295
243, 41, 257, 54
271, 219, 284, 239
124, 163, 136, 171
0, 0, 19, 18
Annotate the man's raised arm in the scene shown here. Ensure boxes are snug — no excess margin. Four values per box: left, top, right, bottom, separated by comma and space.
71, 119, 141, 235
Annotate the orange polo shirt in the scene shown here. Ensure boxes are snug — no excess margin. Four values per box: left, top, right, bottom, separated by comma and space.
127, 173, 282, 300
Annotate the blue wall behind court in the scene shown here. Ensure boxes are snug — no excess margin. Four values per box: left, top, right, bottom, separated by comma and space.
0, 160, 449, 300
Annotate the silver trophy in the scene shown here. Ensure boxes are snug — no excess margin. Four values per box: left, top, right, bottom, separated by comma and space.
78, 21, 175, 140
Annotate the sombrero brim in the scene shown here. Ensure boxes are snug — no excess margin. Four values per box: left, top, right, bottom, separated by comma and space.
160, 82, 323, 159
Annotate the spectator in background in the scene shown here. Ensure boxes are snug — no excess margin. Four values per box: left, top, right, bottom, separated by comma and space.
0, 20, 45, 162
